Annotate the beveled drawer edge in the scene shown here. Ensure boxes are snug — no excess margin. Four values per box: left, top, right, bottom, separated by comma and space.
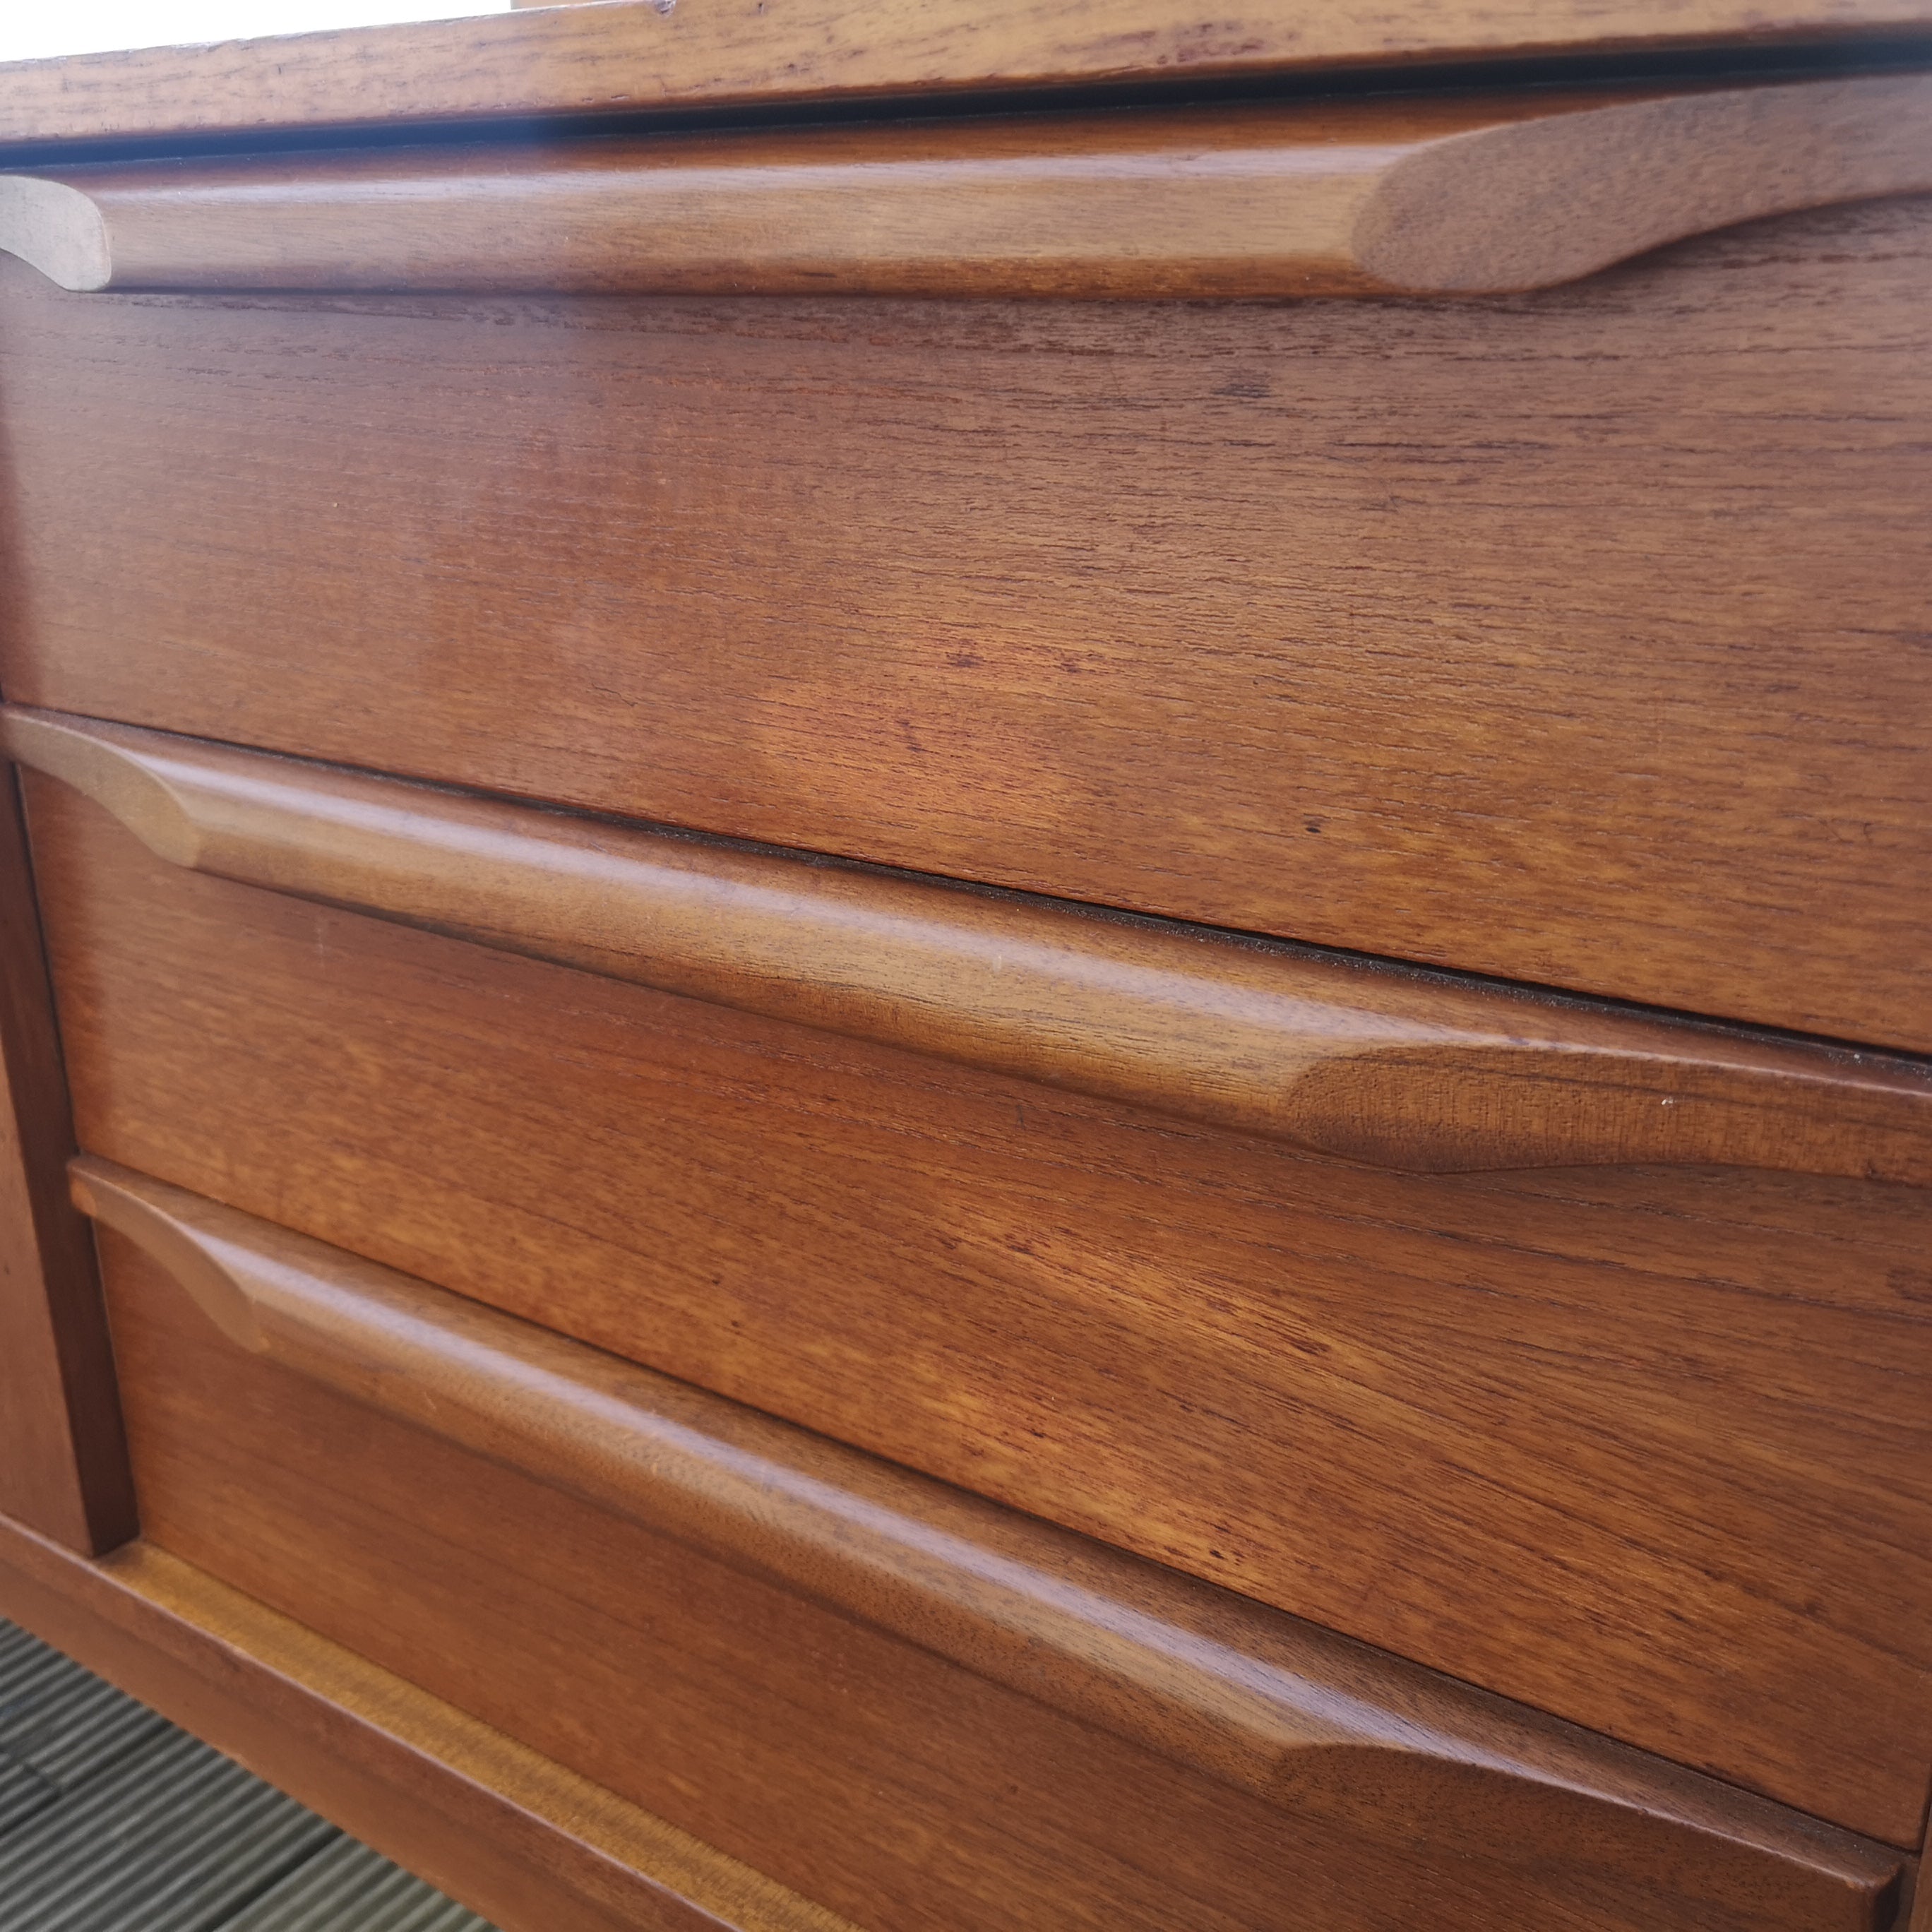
11, 703, 1932, 1185
3, 76, 1931, 299
0, 1513, 857, 1932
71, 1153, 1911, 1925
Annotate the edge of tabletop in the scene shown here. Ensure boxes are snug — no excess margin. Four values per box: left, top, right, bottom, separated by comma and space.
3, 0, 1932, 158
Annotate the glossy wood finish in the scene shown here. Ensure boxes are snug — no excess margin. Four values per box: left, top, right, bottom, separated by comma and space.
8, 79, 1932, 299
75, 1148, 1920, 1931
12, 706, 1932, 1187
80, 1215, 1912, 1932
0, 766, 133, 1555
4, 4, 1932, 157
0, 1516, 857, 1932
3, 200, 1928, 1047
1, 3, 1926, 1919
25, 776, 1932, 1844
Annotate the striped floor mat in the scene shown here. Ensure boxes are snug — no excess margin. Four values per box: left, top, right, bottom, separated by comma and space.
0, 1618, 496, 1930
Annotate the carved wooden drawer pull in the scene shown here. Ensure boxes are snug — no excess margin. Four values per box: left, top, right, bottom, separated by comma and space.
9, 705, 1932, 1183
68, 1155, 1909, 1931
2, 75, 1929, 299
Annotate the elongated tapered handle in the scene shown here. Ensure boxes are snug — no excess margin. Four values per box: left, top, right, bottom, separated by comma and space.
68, 1153, 1905, 1929
3, 76, 1930, 299
11, 704, 1932, 1182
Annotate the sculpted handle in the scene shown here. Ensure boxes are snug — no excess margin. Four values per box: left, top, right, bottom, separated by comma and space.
11, 704, 1932, 1184
3, 76, 1929, 299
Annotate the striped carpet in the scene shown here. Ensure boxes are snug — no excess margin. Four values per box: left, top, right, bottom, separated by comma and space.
0, 1618, 496, 1930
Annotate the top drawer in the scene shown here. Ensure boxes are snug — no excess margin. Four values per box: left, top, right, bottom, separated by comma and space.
0, 86, 1927, 1051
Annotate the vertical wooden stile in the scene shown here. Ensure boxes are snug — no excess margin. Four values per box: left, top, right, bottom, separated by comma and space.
0, 761, 134, 1551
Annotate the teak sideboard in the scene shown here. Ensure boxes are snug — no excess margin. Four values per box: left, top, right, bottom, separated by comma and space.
1, 6, 1931, 1928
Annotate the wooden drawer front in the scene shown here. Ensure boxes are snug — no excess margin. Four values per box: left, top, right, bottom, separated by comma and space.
71, 1160, 1910, 1932
20, 753, 1932, 1844
2, 191, 1931, 1048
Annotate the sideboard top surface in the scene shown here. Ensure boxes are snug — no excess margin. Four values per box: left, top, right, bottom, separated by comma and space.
3, 0, 1932, 159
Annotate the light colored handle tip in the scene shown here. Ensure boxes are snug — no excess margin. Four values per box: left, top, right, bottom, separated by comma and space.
0, 175, 110, 290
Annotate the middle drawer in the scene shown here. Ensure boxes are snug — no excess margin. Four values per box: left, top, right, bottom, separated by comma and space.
15, 713, 1932, 1846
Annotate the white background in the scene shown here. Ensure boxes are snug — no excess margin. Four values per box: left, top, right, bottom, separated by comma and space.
0, 0, 510, 64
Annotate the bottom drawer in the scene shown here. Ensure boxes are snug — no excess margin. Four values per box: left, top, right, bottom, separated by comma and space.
72, 1158, 1909, 1932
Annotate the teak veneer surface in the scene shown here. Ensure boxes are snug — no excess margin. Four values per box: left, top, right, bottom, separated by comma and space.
79, 1217, 1909, 1932
12, 707, 1932, 1187
70, 1150, 1917, 1932
2, 200, 1929, 1046
0, 767, 132, 1555
2, 1, 1931, 155
25, 778, 1932, 1844
0, 1516, 856, 1932
8, 78, 1932, 299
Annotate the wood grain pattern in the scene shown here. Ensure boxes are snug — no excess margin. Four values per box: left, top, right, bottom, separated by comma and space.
83, 1220, 1912, 1932
4, 2, 1932, 157
2, 201, 1928, 1046
73, 1147, 1919, 1932
8, 79, 1932, 298
11, 705, 1932, 1188
0, 765, 133, 1554
25, 775, 1932, 1844
0, 1515, 860, 1932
